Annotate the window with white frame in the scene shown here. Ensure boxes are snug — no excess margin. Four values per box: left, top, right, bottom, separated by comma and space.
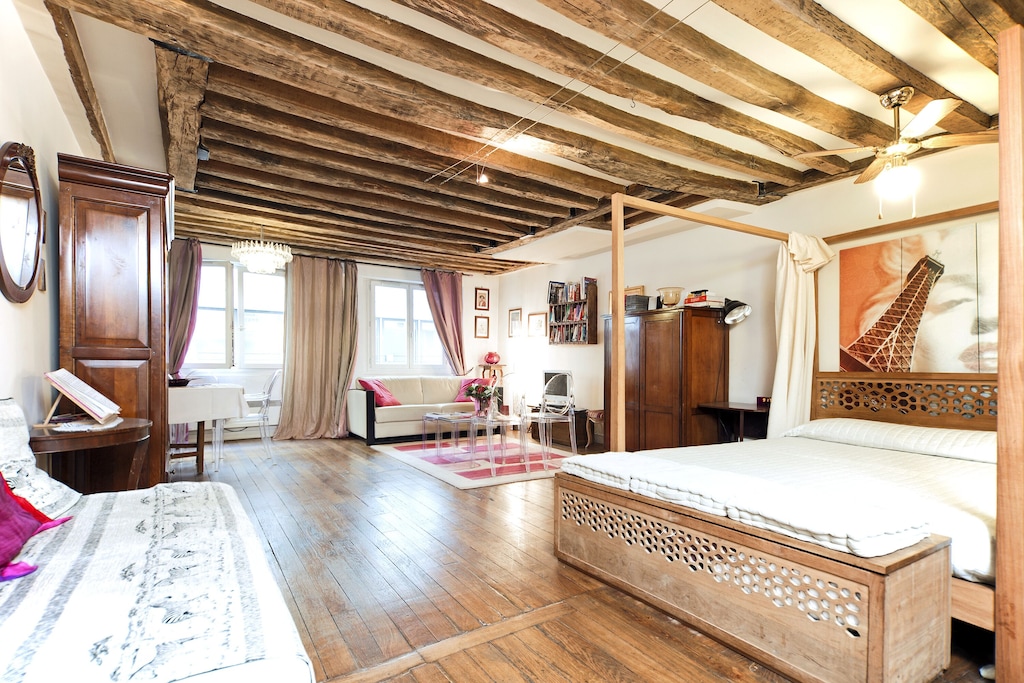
184, 261, 286, 369
371, 280, 445, 370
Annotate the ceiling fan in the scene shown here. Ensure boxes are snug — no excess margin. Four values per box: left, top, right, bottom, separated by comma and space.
796, 86, 998, 184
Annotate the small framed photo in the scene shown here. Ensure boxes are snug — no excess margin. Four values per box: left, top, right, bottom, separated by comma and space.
475, 287, 490, 311
475, 315, 489, 338
528, 312, 546, 337
508, 308, 522, 337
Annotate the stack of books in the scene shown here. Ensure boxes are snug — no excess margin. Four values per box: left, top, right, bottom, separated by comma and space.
683, 290, 725, 308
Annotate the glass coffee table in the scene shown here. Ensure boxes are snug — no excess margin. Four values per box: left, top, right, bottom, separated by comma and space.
468, 413, 530, 476
422, 411, 476, 460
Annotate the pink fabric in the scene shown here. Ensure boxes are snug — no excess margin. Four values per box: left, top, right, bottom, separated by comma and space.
358, 379, 402, 407
421, 270, 467, 375
0, 482, 41, 578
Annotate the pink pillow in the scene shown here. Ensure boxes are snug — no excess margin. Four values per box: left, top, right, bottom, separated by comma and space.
456, 377, 494, 402
0, 481, 41, 581
358, 378, 402, 407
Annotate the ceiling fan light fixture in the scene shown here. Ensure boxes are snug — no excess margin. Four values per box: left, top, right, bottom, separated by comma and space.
874, 156, 920, 202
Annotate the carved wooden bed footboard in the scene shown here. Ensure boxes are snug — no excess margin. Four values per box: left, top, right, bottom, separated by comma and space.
554, 473, 952, 683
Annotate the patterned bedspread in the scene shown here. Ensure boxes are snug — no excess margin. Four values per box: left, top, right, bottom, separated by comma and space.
0, 482, 314, 683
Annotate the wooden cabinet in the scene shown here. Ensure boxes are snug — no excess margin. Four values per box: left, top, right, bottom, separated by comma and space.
58, 154, 171, 492
603, 308, 728, 451
548, 278, 597, 344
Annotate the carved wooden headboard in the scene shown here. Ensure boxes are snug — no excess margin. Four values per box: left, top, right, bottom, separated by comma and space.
813, 371, 997, 431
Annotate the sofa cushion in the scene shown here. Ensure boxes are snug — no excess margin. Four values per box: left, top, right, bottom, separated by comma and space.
375, 404, 434, 423
454, 377, 487, 402
358, 378, 402, 406
421, 377, 465, 404
377, 377, 426, 404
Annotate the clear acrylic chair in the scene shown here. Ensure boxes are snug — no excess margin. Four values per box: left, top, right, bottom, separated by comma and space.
532, 373, 578, 464
223, 369, 282, 464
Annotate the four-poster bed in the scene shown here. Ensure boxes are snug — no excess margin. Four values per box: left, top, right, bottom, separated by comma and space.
565, 25, 1024, 682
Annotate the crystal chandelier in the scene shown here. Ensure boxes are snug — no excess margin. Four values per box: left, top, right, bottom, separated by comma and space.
231, 227, 293, 274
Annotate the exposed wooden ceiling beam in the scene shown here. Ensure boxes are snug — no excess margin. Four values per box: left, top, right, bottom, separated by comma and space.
898, 0, 1000, 72
44, 1, 115, 162
248, 0, 811, 185
204, 68, 619, 201
199, 125, 572, 219
391, 0, 894, 147
153, 43, 209, 191
717, 0, 993, 132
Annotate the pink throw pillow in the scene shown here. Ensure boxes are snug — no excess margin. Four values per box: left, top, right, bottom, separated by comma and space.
0, 480, 41, 581
358, 379, 402, 407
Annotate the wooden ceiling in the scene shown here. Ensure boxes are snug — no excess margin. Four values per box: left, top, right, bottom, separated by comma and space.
39, 0, 1010, 274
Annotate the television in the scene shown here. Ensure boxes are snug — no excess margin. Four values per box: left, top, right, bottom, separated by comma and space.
542, 371, 573, 408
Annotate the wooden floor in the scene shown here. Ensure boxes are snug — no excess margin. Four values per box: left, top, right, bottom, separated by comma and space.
172, 437, 994, 682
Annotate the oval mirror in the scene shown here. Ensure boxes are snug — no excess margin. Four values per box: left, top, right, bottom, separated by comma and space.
0, 142, 43, 303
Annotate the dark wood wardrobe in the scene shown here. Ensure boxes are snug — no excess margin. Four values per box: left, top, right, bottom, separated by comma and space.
603, 307, 728, 451
58, 154, 171, 491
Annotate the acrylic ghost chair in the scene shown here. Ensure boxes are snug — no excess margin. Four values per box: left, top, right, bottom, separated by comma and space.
223, 369, 282, 466
531, 372, 578, 466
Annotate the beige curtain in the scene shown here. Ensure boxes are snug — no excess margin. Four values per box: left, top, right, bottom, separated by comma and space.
275, 256, 358, 440
766, 233, 835, 438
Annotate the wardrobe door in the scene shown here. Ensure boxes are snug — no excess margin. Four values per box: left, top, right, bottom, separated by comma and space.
639, 312, 682, 450
59, 154, 170, 491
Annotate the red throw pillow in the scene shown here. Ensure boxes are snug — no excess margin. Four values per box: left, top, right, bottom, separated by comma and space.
357, 379, 402, 407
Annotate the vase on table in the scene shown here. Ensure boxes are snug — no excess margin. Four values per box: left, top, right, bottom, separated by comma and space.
473, 397, 492, 417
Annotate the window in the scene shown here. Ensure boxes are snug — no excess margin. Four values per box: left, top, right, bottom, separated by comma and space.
371, 280, 445, 369
184, 262, 286, 368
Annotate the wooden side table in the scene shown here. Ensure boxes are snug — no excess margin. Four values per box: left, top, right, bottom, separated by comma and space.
29, 418, 153, 491
697, 402, 769, 442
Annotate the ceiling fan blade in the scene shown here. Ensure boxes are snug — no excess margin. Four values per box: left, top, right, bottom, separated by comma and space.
854, 156, 890, 184
920, 130, 999, 148
900, 98, 963, 140
794, 145, 876, 160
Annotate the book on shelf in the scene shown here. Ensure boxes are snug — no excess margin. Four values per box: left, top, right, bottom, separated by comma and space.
43, 368, 122, 425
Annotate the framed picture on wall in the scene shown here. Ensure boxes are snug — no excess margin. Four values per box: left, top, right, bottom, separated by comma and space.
528, 312, 546, 337
475, 316, 489, 338
508, 308, 522, 337
475, 287, 490, 310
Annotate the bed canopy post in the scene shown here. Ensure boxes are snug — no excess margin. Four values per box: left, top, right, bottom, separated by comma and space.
997, 24, 1024, 683
607, 195, 787, 451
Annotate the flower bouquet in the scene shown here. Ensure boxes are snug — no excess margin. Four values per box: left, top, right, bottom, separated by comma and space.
463, 381, 496, 416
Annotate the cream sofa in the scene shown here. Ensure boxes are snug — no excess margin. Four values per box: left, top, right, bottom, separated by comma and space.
347, 375, 478, 444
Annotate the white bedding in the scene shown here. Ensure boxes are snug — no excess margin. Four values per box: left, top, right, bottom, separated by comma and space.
0, 482, 315, 683
563, 418, 995, 581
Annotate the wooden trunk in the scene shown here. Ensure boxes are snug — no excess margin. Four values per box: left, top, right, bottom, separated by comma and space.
554, 473, 952, 683
58, 154, 171, 491
603, 307, 727, 450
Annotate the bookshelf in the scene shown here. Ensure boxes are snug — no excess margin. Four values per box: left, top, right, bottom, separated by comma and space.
547, 277, 598, 345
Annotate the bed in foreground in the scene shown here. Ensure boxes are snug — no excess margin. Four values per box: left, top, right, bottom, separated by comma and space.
555, 390, 996, 683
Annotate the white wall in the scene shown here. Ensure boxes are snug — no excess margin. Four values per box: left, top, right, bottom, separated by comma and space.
0, 0, 83, 423
493, 144, 998, 413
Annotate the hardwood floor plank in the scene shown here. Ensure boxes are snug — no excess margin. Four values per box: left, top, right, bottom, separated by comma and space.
175, 437, 990, 683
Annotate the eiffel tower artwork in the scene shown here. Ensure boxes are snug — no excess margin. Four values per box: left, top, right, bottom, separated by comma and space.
840, 255, 945, 372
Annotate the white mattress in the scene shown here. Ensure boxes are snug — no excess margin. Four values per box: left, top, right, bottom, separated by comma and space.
0, 482, 315, 683
563, 419, 995, 581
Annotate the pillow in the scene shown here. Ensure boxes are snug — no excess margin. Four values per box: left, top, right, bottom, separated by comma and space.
455, 377, 491, 402
0, 480, 41, 581
357, 379, 402, 407
0, 398, 82, 517
783, 417, 997, 464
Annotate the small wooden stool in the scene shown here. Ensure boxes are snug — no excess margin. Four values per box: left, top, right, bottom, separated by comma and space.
585, 409, 604, 448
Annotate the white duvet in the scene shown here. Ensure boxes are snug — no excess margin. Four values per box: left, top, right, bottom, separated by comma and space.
562, 418, 996, 582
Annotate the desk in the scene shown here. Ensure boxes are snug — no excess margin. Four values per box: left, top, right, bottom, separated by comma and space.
168, 384, 247, 472
697, 402, 770, 442
30, 418, 152, 491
